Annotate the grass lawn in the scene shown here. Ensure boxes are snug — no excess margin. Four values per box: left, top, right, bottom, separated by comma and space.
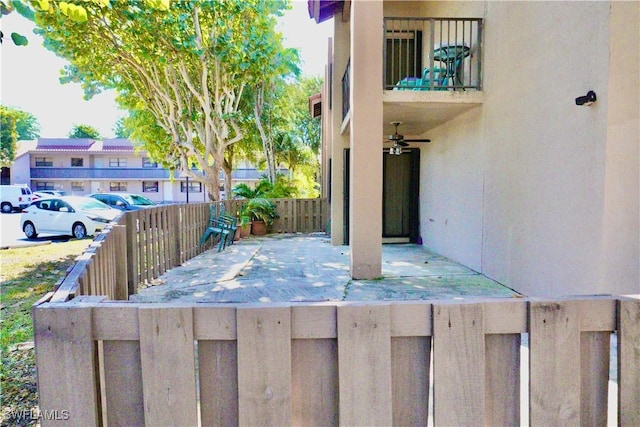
1, 239, 90, 426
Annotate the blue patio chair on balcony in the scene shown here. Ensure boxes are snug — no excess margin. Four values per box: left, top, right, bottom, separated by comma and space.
394, 67, 446, 91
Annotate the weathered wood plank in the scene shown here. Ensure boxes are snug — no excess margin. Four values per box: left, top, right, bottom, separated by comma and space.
92, 305, 139, 340
113, 225, 129, 300
237, 307, 292, 426
291, 339, 339, 426
337, 304, 392, 426
194, 306, 237, 340
580, 331, 610, 426
291, 305, 336, 338
138, 307, 198, 426
390, 302, 431, 336
484, 299, 527, 334
199, 341, 239, 426
529, 300, 581, 426
433, 303, 485, 426
618, 298, 640, 426
33, 305, 99, 426
102, 340, 144, 426
391, 336, 431, 426
485, 333, 520, 425
579, 297, 616, 331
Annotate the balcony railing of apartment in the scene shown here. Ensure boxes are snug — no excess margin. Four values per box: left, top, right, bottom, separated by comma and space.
384, 17, 482, 91
30, 167, 172, 180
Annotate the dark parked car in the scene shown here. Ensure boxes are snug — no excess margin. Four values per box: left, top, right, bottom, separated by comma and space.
88, 193, 156, 211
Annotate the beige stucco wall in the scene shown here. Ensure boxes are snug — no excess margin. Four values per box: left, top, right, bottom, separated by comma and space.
330, 18, 350, 245
417, 1, 639, 297
419, 106, 484, 272
323, 0, 638, 295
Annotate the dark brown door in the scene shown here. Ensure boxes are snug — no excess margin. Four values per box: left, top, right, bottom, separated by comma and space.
343, 148, 419, 244
383, 149, 419, 241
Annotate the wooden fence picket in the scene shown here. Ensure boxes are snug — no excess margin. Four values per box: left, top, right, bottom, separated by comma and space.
432, 302, 485, 426
529, 301, 581, 426
237, 307, 292, 426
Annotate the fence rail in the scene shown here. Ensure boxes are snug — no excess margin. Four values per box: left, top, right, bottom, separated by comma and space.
32, 297, 640, 426
49, 198, 328, 303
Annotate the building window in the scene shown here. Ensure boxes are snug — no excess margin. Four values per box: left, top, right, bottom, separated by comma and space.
35, 181, 55, 190
70, 158, 84, 167
71, 181, 84, 191
109, 158, 127, 167
180, 181, 202, 193
109, 182, 127, 191
35, 157, 53, 167
142, 157, 158, 168
143, 181, 159, 192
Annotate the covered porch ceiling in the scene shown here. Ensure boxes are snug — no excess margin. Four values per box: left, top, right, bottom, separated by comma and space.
382, 92, 484, 137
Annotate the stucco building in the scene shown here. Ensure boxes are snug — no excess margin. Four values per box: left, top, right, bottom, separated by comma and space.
310, 0, 639, 297
10, 138, 266, 202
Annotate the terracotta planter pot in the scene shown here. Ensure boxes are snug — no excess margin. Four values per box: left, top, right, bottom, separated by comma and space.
251, 220, 267, 236
239, 223, 251, 238
234, 227, 241, 241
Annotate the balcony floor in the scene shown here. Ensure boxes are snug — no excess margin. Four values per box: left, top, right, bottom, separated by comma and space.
130, 233, 520, 303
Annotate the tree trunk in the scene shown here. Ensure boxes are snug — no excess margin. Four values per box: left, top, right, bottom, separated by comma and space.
254, 85, 276, 184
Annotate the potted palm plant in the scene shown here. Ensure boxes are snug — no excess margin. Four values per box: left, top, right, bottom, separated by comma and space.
237, 205, 252, 238
244, 197, 277, 236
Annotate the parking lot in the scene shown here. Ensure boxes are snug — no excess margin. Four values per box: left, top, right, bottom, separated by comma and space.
0, 211, 69, 249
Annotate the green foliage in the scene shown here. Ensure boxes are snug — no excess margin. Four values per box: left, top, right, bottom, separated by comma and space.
113, 117, 131, 138
31, 0, 296, 201
1, 106, 40, 166
232, 176, 295, 199
244, 197, 278, 225
68, 124, 101, 139
0, 109, 18, 166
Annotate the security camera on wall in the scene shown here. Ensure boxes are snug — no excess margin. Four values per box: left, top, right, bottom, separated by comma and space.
575, 90, 597, 106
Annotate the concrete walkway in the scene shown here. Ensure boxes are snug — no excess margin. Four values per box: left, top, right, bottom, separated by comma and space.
131, 233, 521, 303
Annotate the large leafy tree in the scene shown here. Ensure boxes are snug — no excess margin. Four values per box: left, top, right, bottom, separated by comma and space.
32, 0, 292, 200
0, 106, 40, 166
68, 124, 101, 139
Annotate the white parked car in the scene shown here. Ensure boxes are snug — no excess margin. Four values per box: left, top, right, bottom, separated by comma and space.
20, 196, 121, 239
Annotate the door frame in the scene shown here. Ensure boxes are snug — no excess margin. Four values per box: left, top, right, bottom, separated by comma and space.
343, 148, 420, 244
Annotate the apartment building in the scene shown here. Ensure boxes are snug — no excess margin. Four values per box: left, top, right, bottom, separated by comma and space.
10, 138, 265, 202
310, 0, 639, 297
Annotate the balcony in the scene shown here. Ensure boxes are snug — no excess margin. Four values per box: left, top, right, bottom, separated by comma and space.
384, 17, 482, 91
341, 17, 484, 135
30, 167, 172, 180
383, 17, 484, 134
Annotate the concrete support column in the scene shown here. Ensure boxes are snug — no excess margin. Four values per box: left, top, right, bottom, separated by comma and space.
349, 0, 383, 279
330, 17, 350, 245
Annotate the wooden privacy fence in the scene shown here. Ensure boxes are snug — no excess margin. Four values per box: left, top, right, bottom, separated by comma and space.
49, 199, 328, 303
33, 297, 639, 426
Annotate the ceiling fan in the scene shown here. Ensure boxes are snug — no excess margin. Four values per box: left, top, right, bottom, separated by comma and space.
385, 121, 431, 155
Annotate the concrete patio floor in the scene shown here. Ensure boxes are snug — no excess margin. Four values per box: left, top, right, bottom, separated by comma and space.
131, 233, 521, 303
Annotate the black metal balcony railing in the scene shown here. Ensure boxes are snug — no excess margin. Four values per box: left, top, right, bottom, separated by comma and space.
384, 17, 482, 91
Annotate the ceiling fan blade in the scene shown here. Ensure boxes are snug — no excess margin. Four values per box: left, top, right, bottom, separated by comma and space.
403, 138, 431, 143
397, 140, 409, 147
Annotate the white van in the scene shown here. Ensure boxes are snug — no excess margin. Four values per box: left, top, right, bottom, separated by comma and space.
0, 185, 33, 213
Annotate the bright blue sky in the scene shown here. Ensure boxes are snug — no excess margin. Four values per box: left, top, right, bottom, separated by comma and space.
0, 2, 333, 139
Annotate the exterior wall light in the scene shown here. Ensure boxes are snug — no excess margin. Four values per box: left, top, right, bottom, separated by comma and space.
575, 90, 597, 106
